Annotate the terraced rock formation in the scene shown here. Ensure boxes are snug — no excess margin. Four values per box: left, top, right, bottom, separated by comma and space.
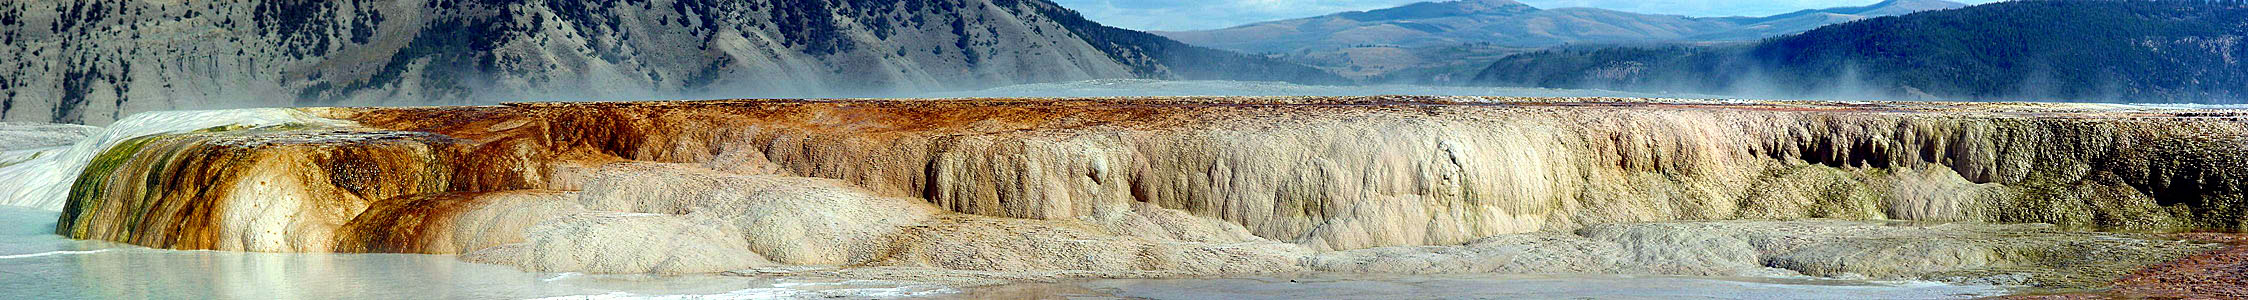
12, 97, 2248, 289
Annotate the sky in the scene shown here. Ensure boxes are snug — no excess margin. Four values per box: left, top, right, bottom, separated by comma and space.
1052, 0, 2005, 31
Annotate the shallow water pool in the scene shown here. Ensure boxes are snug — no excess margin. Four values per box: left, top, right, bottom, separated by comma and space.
0, 207, 2011, 299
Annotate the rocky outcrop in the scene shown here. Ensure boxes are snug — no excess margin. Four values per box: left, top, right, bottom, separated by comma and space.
0, 0, 1339, 125
0, 109, 352, 212
58, 127, 455, 252
13, 97, 2248, 286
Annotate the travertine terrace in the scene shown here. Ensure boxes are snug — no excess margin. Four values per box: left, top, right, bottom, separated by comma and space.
19, 96, 2248, 288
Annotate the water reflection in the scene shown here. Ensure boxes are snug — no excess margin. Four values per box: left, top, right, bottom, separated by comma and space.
0, 207, 813, 299
1043, 274, 2007, 300
1, 207, 2009, 299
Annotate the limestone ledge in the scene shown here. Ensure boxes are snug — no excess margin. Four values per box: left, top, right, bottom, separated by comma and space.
45, 96, 2248, 285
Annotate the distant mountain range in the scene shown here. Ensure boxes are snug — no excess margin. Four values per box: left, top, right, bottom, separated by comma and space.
1157, 0, 1964, 53
1472, 0, 2248, 102
1154, 0, 1964, 81
0, 0, 1341, 124
5, 0, 2238, 125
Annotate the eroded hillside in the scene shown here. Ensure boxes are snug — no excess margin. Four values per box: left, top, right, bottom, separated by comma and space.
0, 0, 1339, 125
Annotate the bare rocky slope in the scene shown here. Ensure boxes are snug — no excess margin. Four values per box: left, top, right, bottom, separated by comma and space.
8, 97, 2246, 290
0, 0, 1340, 125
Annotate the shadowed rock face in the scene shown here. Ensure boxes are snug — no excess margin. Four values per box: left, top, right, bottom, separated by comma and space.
31, 96, 2248, 284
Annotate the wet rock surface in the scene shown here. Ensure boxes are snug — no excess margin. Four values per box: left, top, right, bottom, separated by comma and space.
0, 122, 97, 152
2105, 233, 2248, 298
2003, 233, 2248, 299
13, 96, 2248, 296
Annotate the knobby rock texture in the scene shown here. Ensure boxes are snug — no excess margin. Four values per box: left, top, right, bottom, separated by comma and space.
37, 97, 2248, 285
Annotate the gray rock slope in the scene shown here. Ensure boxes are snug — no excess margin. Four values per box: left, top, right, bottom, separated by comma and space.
0, 0, 1341, 125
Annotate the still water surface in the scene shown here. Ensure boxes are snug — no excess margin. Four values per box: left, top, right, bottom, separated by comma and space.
0, 207, 2006, 299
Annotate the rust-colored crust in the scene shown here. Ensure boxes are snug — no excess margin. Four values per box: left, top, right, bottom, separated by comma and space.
62, 96, 2248, 262
2106, 233, 2248, 298
333, 193, 490, 253
1996, 233, 2248, 299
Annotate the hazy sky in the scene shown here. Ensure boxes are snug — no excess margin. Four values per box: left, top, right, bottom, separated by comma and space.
1054, 0, 2006, 31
